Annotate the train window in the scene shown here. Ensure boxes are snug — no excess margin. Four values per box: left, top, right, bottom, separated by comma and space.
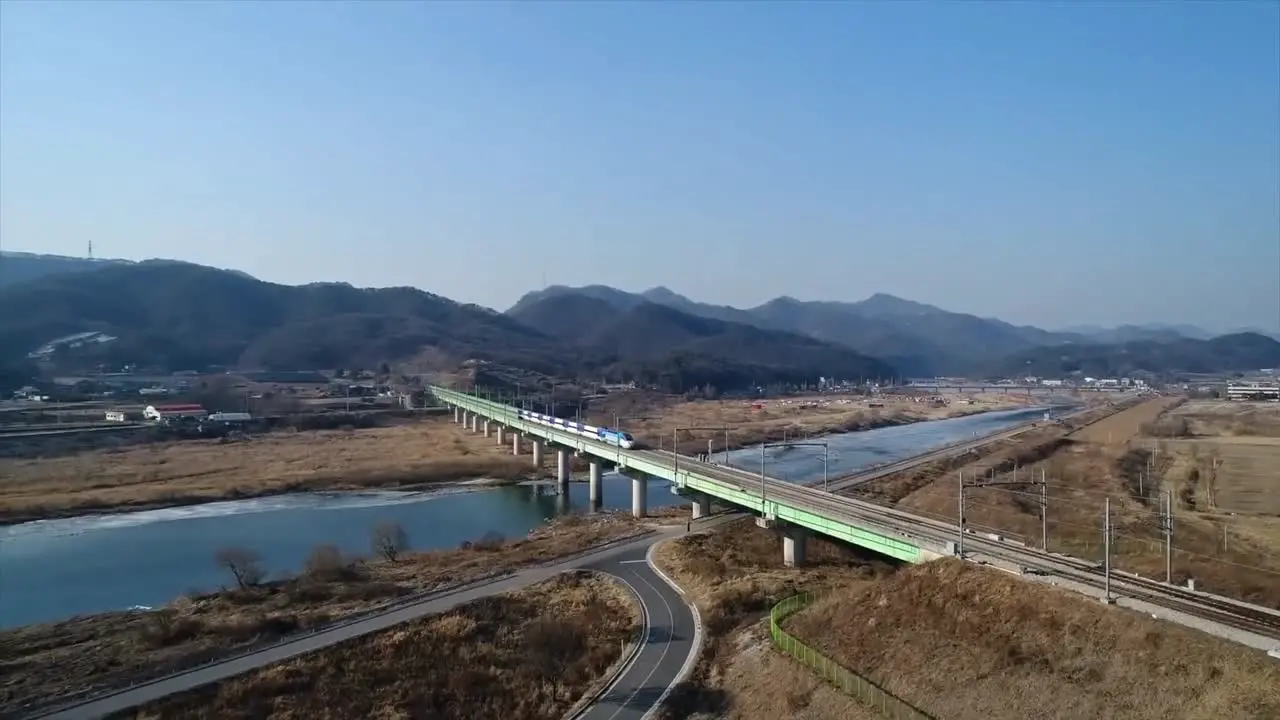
621, 433, 634, 441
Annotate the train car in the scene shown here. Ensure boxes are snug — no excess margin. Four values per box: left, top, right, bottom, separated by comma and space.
515, 409, 638, 449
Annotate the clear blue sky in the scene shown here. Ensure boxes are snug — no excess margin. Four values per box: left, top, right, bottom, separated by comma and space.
2, 1, 1277, 332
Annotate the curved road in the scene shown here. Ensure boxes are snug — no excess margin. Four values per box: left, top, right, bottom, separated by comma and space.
574, 543, 701, 720
31, 528, 706, 720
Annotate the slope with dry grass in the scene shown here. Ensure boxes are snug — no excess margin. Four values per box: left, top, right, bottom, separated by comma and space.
0, 418, 538, 523
786, 560, 1280, 720
0, 513, 650, 715
114, 571, 638, 720
651, 518, 896, 720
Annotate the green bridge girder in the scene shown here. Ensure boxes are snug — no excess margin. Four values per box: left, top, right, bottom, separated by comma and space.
431, 386, 924, 563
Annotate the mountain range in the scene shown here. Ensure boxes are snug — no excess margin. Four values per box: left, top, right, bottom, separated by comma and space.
1, 251, 1277, 392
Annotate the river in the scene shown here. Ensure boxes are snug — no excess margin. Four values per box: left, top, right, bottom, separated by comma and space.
0, 405, 1053, 628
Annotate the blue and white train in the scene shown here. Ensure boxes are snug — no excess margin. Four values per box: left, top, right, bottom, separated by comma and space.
515, 409, 639, 450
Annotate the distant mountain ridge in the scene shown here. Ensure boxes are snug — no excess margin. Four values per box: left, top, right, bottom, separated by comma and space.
508, 285, 1278, 377
511, 285, 1084, 376
998, 332, 1280, 377
0, 251, 135, 289
0, 261, 894, 392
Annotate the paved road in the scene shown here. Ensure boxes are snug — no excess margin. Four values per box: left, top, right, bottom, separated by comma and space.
31, 529, 702, 720
574, 544, 699, 720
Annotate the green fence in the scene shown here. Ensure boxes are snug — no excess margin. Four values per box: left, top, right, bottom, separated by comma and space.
769, 593, 933, 720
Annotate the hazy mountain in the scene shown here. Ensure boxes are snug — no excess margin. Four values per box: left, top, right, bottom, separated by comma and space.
510, 286, 1080, 375
0, 261, 561, 373
0, 251, 134, 289
996, 332, 1280, 378
511, 293, 896, 389
0, 262, 894, 392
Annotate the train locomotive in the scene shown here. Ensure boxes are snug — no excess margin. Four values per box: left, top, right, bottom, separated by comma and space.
515, 409, 639, 449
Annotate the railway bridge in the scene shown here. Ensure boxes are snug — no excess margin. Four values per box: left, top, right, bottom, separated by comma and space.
432, 386, 949, 565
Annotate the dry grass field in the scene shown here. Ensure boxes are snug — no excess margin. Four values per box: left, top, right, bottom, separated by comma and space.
877, 396, 1280, 607
0, 513, 650, 715
651, 518, 897, 720
115, 572, 639, 720
785, 560, 1280, 720
650, 516, 1279, 720
590, 390, 1031, 455
0, 419, 539, 523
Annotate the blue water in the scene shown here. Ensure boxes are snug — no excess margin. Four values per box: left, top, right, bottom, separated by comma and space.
0, 405, 1052, 628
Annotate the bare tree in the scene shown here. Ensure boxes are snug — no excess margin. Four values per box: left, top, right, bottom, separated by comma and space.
371, 521, 410, 562
214, 546, 264, 589
305, 543, 347, 580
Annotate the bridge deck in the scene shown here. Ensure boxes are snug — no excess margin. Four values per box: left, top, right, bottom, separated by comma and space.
433, 387, 938, 563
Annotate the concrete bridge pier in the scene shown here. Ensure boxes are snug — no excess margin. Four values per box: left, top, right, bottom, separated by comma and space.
470, 414, 479, 432
691, 492, 711, 520
461, 411, 470, 427
556, 448, 570, 492
496, 425, 506, 444
631, 474, 648, 518
453, 406, 460, 423
482, 420, 491, 438
783, 526, 808, 567
512, 432, 521, 455
588, 460, 603, 511
531, 439, 544, 468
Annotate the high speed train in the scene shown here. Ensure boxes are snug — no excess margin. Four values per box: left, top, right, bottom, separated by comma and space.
515, 409, 639, 450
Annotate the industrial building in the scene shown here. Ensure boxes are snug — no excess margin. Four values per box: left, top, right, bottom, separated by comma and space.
1226, 384, 1280, 401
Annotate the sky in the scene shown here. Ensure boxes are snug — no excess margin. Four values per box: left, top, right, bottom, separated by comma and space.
1, 1, 1277, 333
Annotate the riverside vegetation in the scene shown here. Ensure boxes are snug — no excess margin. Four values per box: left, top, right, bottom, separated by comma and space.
0, 513, 656, 715
116, 571, 640, 720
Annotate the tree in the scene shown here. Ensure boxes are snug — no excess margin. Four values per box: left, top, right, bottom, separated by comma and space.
371, 521, 409, 562
214, 546, 264, 589
305, 543, 347, 580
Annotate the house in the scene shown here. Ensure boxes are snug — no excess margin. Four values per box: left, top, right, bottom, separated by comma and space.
143, 404, 207, 423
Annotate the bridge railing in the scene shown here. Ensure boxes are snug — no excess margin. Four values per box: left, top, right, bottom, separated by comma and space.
769, 593, 933, 720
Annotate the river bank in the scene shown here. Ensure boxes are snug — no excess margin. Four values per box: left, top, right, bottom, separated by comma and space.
616, 392, 1050, 455
0, 397, 1047, 524
0, 511, 671, 716
111, 571, 641, 720
0, 421, 539, 524
1, 405, 1048, 631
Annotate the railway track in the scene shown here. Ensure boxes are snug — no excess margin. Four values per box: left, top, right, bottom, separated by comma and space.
637, 446, 1280, 644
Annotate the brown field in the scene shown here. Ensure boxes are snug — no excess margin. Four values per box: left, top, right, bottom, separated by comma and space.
877, 396, 1280, 607
0, 513, 652, 715
786, 560, 1280, 720
590, 390, 1032, 455
651, 517, 896, 720
1170, 400, 1280, 438
0, 419, 541, 523
114, 572, 638, 720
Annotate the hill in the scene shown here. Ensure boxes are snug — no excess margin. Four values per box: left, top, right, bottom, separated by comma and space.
0, 251, 134, 289
995, 332, 1280, 378
508, 294, 896, 392
0, 261, 562, 373
0, 263, 893, 393
510, 286, 1086, 376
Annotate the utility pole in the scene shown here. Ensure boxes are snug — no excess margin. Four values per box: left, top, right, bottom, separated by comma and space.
1103, 497, 1113, 604
760, 442, 767, 516
1040, 467, 1048, 551
1162, 489, 1173, 584
957, 471, 966, 559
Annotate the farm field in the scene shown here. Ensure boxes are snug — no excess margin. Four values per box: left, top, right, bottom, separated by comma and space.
864, 396, 1280, 607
